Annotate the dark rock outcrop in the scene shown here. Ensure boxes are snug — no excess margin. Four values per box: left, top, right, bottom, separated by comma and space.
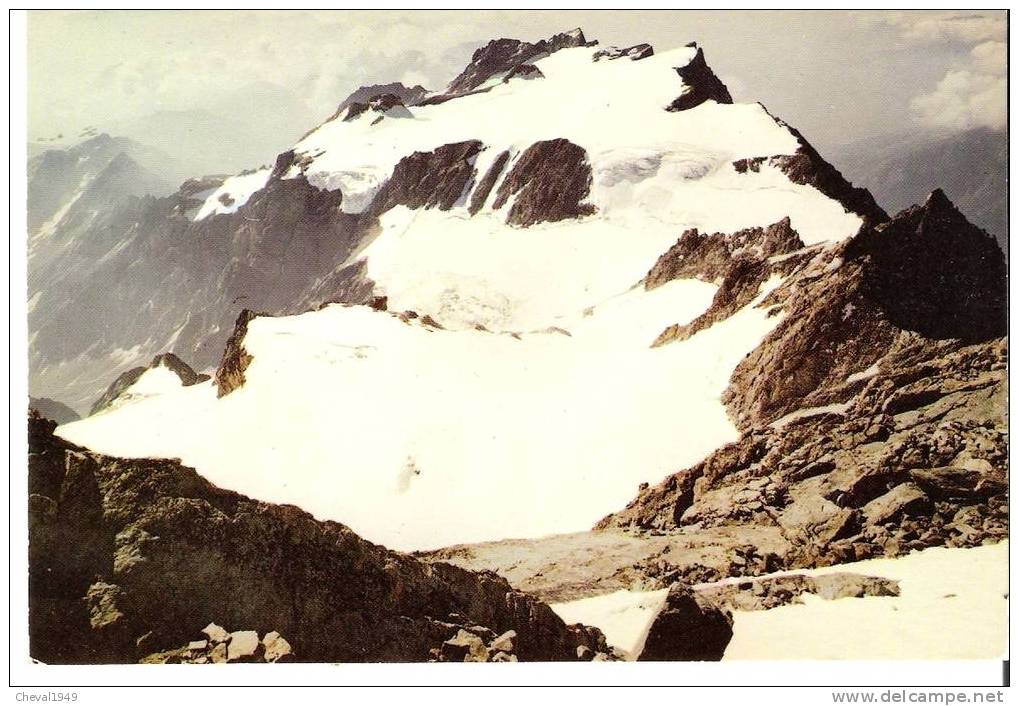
503, 64, 544, 82
846, 190, 1007, 342
90, 352, 208, 415
723, 191, 1006, 429
648, 218, 806, 345
736, 110, 888, 226
326, 82, 429, 124
637, 585, 733, 661
371, 140, 483, 215
342, 94, 412, 123
646, 218, 803, 290
442, 28, 593, 98
666, 46, 733, 112
599, 338, 1007, 573
28, 411, 615, 664
593, 44, 654, 62
492, 139, 596, 226
468, 150, 511, 215
698, 572, 900, 612
30, 143, 372, 411
215, 309, 260, 397
28, 397, 80, 425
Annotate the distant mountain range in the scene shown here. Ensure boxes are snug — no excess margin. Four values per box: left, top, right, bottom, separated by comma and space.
833, 127, 1006, 250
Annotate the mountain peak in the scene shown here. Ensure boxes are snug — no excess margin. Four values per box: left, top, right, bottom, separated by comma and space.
846, 188, 1006, 342
667, 46, 733, 111
923, 187, 959, 215
443, 28, 596, 97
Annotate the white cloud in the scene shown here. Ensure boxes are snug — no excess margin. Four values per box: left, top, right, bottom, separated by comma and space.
911, 40, 1005, 132
869, 11, 1005, 45
399, 70, 431, 90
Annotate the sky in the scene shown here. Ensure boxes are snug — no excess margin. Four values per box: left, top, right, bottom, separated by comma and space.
26, 10, 1006, 172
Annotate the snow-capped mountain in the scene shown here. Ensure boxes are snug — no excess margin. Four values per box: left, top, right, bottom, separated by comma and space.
56, 31, 899, 551
30, 26, 1007, 664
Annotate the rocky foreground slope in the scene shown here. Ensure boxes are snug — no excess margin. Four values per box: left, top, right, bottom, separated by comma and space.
28, 411, 616, 664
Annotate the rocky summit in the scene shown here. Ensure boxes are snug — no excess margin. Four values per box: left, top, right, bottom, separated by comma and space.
28, 24, 1007, 664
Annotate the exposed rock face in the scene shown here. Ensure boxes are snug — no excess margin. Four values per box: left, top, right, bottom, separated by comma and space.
28, 397, 80, 425
215, 309, 260, 397
637, 585, 733, 661
90, 352, 208, 415
654, 256, 769, 344
302, 259, 379, 313
723, 191, 1006, 430
443, 28, 593, 97
847, 190, 1007, 342
735, 112, 888, 226
29, 146, 371, 411
342, 93, 414, 125
667, 46, 733, 112
599, 338, 1007, 572
593, 43, 654, 62
327, 82, 429, 123
149, 352, 208, 386
648, 218, 806, 345
468, 150, 511, 215
594, 195, 1007, 580
697, 572, 900, 612
27, 133, 176, 233
28, 411, 615, 664
492, 139, 596, 226
503, 63, 545, 82
646, 218, 803, 289
370, 140, 483, 214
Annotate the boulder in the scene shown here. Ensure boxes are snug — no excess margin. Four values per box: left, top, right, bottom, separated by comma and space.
490, 651, 518, 663
209, 642, 228, 664
637, 585, 733, 661
226, 630, 262, 662
909, 466, 1006, 500
489, 629, 517, 654
778, 495, 859, 545
261, 631, 294, 663
441, 629, 488, 662
863, 483, 931, 526
201, 623, 230, 644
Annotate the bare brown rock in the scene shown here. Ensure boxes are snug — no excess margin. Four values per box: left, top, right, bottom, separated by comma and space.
469, 150, 511, 215
90, 352, 209, 415
370, 140, 483, 215
442, 29, 592, 98
698, 572, 899, 612
215, 309, 260, 397
666, 46, 733, 112
593, 44, 654, 62
492, 139, 596, 226
637, 585, 733, 661
27, 411, 614, 664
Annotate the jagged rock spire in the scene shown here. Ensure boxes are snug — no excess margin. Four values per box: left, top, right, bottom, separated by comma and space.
848, 188, 1006, 341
